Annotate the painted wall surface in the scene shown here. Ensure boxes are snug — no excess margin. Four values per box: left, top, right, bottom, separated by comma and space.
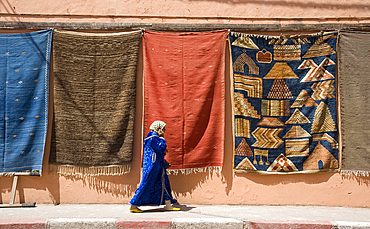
0, 0, 369, 24
0, 0, 370, 207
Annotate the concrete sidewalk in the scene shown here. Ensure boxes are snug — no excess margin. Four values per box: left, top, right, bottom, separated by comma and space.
1, 204, 370, 228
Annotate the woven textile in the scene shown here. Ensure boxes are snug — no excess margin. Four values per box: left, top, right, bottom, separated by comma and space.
339, 31, 370, 175
0, 30, 52, 174
143, 30, 228, 174
50, 30, 141, 175
231, 32, 339, 173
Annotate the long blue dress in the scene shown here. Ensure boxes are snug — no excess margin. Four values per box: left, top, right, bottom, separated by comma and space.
129, 131, 177, 206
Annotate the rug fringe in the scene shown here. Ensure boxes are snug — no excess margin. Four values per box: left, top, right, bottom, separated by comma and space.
0, 170, 41, 177
229, 31, 336, 40
54, 29, 142, 37
49, 164, 131, 176
341, 170, 370, 177
167, 166, 222, 175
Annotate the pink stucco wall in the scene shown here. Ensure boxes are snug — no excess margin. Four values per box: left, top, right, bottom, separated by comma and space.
0, 0, 369, 207
1, 0, 369, 24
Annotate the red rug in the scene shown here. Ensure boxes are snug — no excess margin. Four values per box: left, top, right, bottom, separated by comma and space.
143, 30, 228, 174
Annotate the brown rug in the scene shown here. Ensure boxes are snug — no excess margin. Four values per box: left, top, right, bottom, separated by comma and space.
50, 30, 141, 175
339, 31, 370, 175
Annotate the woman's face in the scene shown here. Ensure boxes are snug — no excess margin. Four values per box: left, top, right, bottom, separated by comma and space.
158, 128, 165, 137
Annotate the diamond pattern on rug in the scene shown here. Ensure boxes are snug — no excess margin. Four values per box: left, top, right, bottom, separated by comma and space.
267, 154, 298, 172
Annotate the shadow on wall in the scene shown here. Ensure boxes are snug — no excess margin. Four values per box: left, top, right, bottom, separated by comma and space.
0, 173, 61, 205
182, 0, 369, 10
60, 174, 139, 197
342, 173, 370, 187
170, 168, 234, 198
170, 172, 217, 198
235, 172, 336, 186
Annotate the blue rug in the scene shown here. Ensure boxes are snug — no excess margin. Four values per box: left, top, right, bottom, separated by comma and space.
230, 31, 339, 173
0, 30, 52, 174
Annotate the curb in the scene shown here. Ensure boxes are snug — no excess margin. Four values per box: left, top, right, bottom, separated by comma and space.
0, 219, 47, 229
334, 221, 370, 229
117, 219, 172, 229
172, 218, 244, 229
0, 218, 370, 229
246, 220, 334, 229
47, 218, 117, 229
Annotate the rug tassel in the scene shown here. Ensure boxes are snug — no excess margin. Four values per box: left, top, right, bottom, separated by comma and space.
0, 170, 41, 177
49, 164, 131, 177
341, 170, 370, 177
167, 166, 222, 175
229, 31, 333, 40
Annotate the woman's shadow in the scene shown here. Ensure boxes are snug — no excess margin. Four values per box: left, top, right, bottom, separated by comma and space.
136, 203, 195, 213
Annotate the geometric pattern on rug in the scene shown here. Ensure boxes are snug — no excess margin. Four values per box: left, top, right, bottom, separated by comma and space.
233, 50, 259, 75
235, 157, 257, 171
234, 74, 263, 98
232, 37, 259, 50
252, 127, 283, 149
291, 90, 318, 108
311, 102, 337, 134
311, 80, 336, 100
264, 62, 299, 79
312, 133, 338, 149
303, 143, 338, 170
303, 34, 336, 58
261, 99, 290, 117
267, 154, 298, 172
285, 139, 310, 157
257, 117, 286, 127
231, 31, 339, 173
268, 37, 311, 45
267, 79, 293, 99
234, 92, 261, 118
235, 118, 251, 138
253, 149, 270, 165
273, 45, 301, 61
283, 125, 311, 139
256, 49, 272, 63
298, 58, 335, 82
235, 138, 253, 156
285, 109, 311, 124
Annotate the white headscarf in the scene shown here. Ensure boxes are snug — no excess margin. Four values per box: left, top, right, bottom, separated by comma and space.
149, 120, 166, 133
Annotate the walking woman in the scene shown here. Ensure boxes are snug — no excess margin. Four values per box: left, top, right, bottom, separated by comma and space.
129, 120, 180, 213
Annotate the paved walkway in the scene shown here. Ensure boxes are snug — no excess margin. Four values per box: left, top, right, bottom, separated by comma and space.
1, 204, 370, 228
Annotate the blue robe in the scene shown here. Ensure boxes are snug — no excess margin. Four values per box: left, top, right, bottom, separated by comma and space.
129, 131, 177, 206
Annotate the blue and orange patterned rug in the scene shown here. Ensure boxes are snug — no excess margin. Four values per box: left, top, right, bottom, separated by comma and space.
230, 31, 339, 173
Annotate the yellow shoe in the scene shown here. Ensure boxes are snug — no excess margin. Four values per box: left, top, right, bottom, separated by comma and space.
129, 207, 143, 213
166, 207, 180, 211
